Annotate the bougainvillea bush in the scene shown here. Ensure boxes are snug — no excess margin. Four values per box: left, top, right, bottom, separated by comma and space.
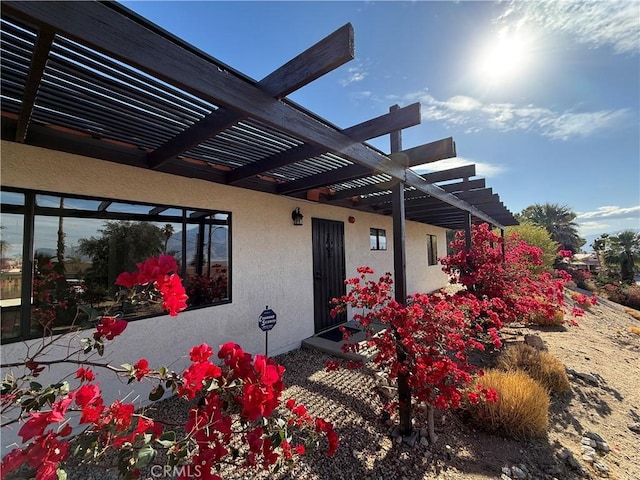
441, 224, 576, 325
330, 267, 500, 441
330, 223, 581, 440
1, 255, 336, 480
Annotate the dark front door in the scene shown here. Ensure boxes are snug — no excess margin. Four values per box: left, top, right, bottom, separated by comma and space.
312, 218, 346, 333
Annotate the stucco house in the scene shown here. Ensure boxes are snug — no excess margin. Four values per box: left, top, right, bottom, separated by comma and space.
0, 1, 517, 449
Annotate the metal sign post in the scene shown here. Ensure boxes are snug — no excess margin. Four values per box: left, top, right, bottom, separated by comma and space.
258, 306, 277, 357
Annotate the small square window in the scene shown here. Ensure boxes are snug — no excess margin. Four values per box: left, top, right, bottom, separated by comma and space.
427, 234, 438, 266
370, 228, 387, 250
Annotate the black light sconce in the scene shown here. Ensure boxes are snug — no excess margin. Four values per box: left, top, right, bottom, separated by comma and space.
291, 207, 304, 226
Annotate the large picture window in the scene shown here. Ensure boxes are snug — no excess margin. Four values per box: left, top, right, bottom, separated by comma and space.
0, 188, 231, 343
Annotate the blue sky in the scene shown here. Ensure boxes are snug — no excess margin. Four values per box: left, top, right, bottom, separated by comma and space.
121, 1, 640, 243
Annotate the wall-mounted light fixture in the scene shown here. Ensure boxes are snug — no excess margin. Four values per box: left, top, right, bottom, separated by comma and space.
291, 207, 304, 226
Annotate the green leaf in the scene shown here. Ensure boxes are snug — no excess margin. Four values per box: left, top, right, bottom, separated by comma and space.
134, 445, 156, 468
157, 430, 176, 447
29, 382, 42, 391
158, 366, 167, 377
121, 363, 133, 371
149, 384, 165, 401
56, 468, 67, 480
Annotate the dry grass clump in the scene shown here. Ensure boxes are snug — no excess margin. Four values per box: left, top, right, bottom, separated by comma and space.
625, 307, 640, 321
467, 369, 550, 440
495, 343, 571, 394
528, 309, 564, 327
630, 326, 640, 336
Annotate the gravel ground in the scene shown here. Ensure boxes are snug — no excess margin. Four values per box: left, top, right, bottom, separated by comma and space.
24, 293, 640, 480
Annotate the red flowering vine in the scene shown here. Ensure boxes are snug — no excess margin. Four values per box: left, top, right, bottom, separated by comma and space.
1, 256, 336, 480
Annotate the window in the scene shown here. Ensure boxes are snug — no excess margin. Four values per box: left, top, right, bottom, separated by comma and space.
427, 234, 438, 266
370, 228, 387, 250
0, 188, 231, 343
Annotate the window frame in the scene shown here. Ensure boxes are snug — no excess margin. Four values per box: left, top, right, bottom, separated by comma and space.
0, 187, 232, 344
370, 228, 387, 251
427, 233, 438, 266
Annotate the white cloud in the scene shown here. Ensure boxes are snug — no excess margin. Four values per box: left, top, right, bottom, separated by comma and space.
340, 65, 367, 86
499, 1, 640, 55
576, 205, 640, 220
406, 90, 629, 140
576, 206, 640, 238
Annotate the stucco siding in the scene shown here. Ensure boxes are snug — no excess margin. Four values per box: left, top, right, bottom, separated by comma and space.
0, 141, 451, 448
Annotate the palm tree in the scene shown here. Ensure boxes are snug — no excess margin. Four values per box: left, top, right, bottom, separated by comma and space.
607, 230, 639, 284
516, 203, 585, 253
161, 224, 175, 254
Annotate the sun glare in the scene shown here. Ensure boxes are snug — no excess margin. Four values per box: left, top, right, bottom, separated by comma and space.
476, 33, 531, 84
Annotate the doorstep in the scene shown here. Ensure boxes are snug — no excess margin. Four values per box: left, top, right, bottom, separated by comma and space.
301, 321, 385, 362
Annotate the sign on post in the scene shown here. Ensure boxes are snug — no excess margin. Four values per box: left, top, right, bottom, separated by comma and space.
258, 306, 276, 356
258, 307, 277, 331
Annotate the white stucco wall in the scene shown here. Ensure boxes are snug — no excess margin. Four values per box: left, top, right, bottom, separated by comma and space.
0, 141, 450, 449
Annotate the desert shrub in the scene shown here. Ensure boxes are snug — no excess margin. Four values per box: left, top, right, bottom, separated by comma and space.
467, 369, 549, 440
529, 308, 565, 327
603, 284, 640, 310
569, 291, 598, 310
495, 343, 570, 394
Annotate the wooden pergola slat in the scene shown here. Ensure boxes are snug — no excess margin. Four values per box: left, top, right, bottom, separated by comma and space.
1, 1, 517, 230
147, 23, 355, 170
227, 103, 421, 184
3, 1, 506, 228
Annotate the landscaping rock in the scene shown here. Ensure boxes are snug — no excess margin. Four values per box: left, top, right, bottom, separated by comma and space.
628, 422, 640, 433
593, 460, 610, 477
510, 465, 527, 479
524, 334, 547, 350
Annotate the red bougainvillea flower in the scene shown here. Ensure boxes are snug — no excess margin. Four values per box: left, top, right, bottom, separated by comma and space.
102, 400, 135, 432
189, 343, 213, 363
158, 273, 188, 316
115, 255, 188, 316
314, 418, 338, 456
218, 342, 254, 379
94, 316, 128, 340
253, 355, 283, 386
113, 416, 162, 448
75, 367, 95, 382
133, 358, 150, 381
178, 361, 222, 400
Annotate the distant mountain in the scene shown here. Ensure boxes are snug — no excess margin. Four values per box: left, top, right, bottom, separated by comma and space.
166, 226, 228, 263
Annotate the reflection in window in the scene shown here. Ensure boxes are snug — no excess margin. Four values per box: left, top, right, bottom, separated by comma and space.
1, 192, 24, 339
1, 189, 231, 342
427, 234, 438, 266
370, 228, 387, 250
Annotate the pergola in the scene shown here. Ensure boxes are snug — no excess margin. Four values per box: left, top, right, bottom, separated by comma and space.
1, 2, 517, 258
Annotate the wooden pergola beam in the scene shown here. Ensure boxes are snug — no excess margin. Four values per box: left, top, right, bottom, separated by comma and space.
147, 23, 355, 170
15, 26, 55, 143
227, 103, 421, 184
355, 171, 481, 207
276, 135, 457, 195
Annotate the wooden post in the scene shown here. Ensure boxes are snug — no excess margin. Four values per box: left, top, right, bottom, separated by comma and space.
390, 105, 412, 436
